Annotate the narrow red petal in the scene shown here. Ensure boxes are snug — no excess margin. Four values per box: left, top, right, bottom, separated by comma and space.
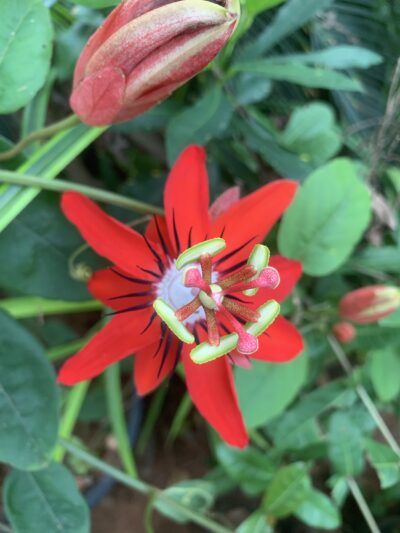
58, 311, 157, 385
88, 268, 155, 311
61, 192, 155, 274
134, 339, 177, 395
251, 316, 304, 363
211, 180, 298, 268
182, 343, 248, 448
164, 145, 210, 254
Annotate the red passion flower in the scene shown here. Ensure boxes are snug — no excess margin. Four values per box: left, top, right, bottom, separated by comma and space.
59, 145, 303, 447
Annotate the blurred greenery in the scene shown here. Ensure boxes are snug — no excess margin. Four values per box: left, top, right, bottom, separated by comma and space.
1, 0, 400, 532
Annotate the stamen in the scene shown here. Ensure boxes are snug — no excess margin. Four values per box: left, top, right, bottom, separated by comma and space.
183, 267, 211, 293
218, 305, 258, 355
218, 264, 257, 289
245, 300, 280, 337
190, 333, 239, 364
175, 297, 202, 321
153, 299, 194, 344
228, 267, 280, 293
244, 244, 270, 296
204, 307, 220, 346
176, 238, 226, 270
223, 297, 261, 322
200, 254, 212, 284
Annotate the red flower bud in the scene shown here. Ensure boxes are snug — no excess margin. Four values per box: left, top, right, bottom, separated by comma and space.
339, 285, 400, 324
332, 322, 356, 344
70, 0, 240, 126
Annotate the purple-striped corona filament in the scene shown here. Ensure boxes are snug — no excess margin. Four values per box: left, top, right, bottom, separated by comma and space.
153, 238, 281, 364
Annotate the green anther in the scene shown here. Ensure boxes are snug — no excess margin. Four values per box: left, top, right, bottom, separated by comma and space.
153, 299, 195, 344
176, 238, 226, 270
199, 290, 217, 310
244, 244, 270, 297
190, 333, 239, 364
245, 300, 280, 337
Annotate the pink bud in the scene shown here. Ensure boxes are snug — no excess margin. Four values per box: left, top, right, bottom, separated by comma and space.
332, 322, 356, 344
70, 0, 240, 126
339, 285, 400, 324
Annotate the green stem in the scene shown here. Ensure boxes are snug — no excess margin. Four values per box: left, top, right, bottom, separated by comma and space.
347, 478, 382, 533
0, 115, 80, 161
0, 169, 164, 215
53, 381, 91, 462
0, 297, 103, 319
166, 393, 192, 447
328, 335, 400, 459
137, 385, 168, 454
61, 438, 233, 533
105, 363, 138, 478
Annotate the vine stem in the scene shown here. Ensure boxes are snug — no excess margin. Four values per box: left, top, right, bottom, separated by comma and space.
0, 170, 164, 215
60, 438, 233, 533
0, 114, 80, 161
328, 335, 400, 458
347, 478, 382, 533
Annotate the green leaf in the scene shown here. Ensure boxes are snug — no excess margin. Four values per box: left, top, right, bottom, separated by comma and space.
368, 349, 400, 403
232, 73, 272, 105
278, 158, 372, 276
0, 311, 59, 470
295, 490, 341, 530
232, 62, 363, 91
348, 246, 400, 275
0, 0, 53, 113
327, 411, 364, 476
237, 510, 273, 533
263, 463, 309, 518
236, 354, 308, 428
69, 0, 118, 6
271, 46, 383, 70
165, 86, 233, 165
239, 0, 335, 58
246, 0, 285, 17
279, 102, 342, 165
269, 380, 355, 449
0, 192, 90, 300
215, 444, 276, 495
3, 462, 90, 533
155, 480, 215, 524
365, 438, 400, 489
0, 123, 105, 234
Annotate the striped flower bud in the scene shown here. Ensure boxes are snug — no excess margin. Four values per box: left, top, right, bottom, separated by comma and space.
70, 0, 240, 126
339, 285, 400, 324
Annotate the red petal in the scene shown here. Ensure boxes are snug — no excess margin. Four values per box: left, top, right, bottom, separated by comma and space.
211, 180, 298, 269
251, 316, 304, 363
61, 192, 155, 274
209, 186, 241, 219
134, 339, 177, 395
182, 343, 248, 448
164, 145, 210, 255
88, 268, 155, 311
250, 256, 302, 305
58, 310, 157, 385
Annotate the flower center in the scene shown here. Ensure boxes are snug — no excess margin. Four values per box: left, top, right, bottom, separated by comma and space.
153, 238, 281, 365
156, 261, 206, 326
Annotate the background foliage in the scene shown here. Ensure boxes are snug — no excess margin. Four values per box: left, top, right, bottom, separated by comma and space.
0, 0, 400, 531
